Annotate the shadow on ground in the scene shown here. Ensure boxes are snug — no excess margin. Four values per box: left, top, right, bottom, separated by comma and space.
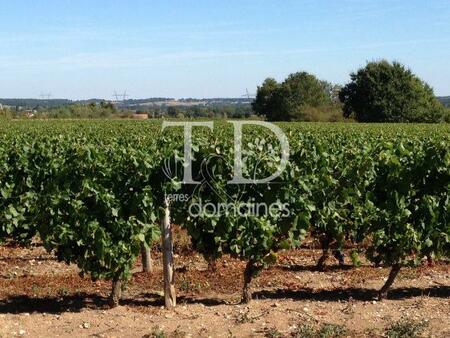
277, 264, 355, 272
0, 286, 449, 314
0, 293, 109, 314
254, 285, 450, 302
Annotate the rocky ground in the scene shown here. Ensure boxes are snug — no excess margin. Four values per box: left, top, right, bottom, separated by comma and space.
0, 243, 449, 337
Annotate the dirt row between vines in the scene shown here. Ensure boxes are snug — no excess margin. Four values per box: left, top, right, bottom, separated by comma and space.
0, 242, 449, 337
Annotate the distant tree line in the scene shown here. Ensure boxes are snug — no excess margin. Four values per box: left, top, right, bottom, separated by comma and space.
0, 98, 254, 119
0, 98, 71, 108
42, 101, 118, 119
137, 104, 253, 119
438, 96, 450, 107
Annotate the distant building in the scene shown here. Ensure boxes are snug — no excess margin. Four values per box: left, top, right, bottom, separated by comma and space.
24, 109, 36, 118
132, 112, 149, 120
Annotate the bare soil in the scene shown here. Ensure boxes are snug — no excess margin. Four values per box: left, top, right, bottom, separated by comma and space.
0, 243, 449, 337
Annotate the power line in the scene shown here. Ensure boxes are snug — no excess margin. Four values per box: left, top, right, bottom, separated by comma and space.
39, 92, 52, 100
112, 90, 130, 102
112, 91, 120, 101
241, 88, 255, 99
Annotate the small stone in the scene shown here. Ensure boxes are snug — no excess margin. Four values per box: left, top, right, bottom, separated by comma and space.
82, 322, 91, 329
19, 329, 26, 336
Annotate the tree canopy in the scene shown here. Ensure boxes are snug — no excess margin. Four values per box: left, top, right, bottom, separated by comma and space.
252, 72, 335, 121
339, 60, 445, 122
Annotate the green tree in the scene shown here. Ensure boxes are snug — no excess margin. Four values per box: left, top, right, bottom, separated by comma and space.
0, 106, 13, 119
167, 106, 180, 118
252, 78, 281, 119
252, 72, 332, 121
339, 60, 445, 122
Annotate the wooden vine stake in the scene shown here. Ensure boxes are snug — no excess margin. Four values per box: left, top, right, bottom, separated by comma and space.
162, 197, 176, 309
141, 244, 153, 273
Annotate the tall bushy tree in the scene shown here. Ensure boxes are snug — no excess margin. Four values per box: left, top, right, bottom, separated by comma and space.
252, 78, 281, 120
339, 60, 445, 122
252, 72, 332, 121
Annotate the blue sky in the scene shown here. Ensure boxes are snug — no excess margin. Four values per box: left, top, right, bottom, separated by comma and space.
0, 0, 449, 99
